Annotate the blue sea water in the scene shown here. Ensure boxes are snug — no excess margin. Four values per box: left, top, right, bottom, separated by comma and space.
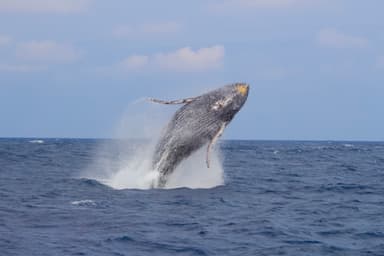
0, 138, 383, 256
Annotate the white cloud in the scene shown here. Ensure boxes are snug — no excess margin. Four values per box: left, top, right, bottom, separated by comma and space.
119, 55, 149, 70
210, 0, 321, 11
0, 0, 91, 13
154, 46, 225, 71
113, 22, 181, 39
316, 28, 368, 48
16, 40, 80, 62
0, 64, 45, 72
118, 46, 225, 72
0, 35, 12, 46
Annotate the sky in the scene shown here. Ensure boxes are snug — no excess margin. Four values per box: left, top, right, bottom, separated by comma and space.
0, 0, 383, 141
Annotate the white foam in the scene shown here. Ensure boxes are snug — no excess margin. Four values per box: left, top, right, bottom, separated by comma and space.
71, 199, 96, 206
29, 139, 44, 144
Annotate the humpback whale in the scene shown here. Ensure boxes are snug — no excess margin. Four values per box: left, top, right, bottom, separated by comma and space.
149, 83, 249, 188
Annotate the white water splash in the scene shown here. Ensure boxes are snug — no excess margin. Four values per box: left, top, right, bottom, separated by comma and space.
103, 141, 159, 189
102, 142, 224, 190
83, 101, 225, 190
165, 147, 224, 189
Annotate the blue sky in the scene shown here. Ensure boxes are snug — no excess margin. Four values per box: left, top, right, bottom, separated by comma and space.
0, 0, 383, 140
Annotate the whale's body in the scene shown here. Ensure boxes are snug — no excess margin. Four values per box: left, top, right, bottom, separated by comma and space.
150, 83, 249, 187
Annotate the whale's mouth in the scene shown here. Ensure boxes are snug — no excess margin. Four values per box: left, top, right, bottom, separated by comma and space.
236, 83, 249, 96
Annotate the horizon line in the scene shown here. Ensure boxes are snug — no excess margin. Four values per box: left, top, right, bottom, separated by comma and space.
0, 136, 383, 143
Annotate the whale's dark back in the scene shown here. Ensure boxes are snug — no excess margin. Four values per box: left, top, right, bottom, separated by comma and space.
152, 83, 249, 187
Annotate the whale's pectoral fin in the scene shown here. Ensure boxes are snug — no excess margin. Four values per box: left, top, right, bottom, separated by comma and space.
148, 97, 196, 105
206, 122, 227, 168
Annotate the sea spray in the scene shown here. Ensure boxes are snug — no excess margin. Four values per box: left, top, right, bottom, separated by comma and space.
83, 99, 225, 189
99, 140, 224, 189
165, 146, 224, 189
104, 139, 159, 189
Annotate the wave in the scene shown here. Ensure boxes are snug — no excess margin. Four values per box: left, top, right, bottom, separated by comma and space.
29, 139, 44, 144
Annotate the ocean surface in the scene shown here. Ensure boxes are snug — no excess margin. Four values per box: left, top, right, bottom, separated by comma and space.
1, 138, 383, 256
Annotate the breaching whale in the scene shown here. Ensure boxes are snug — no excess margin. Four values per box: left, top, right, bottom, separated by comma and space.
149, 83, 249, 188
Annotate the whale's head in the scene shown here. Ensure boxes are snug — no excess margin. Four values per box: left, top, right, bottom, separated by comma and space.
210, 83, 249, 122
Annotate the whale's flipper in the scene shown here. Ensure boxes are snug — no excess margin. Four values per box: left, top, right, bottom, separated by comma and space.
148, 97, 196, 105
206, 122, 227, 168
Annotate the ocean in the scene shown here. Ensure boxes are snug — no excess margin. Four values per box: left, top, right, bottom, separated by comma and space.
0, 138, 383, 255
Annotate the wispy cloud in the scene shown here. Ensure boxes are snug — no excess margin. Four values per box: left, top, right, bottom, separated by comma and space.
210, 0, 322, 11
0, 64, 45, 72
16, 40, 81, 63
0, 35, 12, 46
113, 22, 181, 39
153, 46, 225, 71
118, 46, 225, 72
0, 0, 91, 13
316, 28, 368, 49
377, 56, 384, 69
119, 55, 149, 70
